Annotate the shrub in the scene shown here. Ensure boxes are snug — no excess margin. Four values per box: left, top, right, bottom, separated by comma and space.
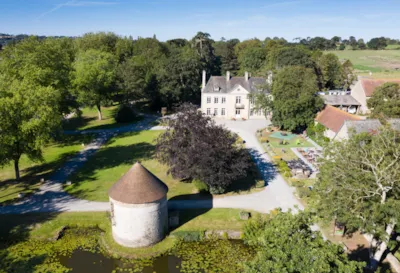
209, 185, 225, 195
293, 180, 305, 188
173, 231, 205, 242
114, 104, 136, 123
277, 160, 291, 177
297, 187, 311, 198
193, 179, 209, 193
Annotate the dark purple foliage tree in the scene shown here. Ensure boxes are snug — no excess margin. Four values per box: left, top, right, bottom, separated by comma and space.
156, 103, 250, 193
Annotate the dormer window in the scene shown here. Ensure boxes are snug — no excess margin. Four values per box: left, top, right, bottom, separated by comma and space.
213, 86, 220, 92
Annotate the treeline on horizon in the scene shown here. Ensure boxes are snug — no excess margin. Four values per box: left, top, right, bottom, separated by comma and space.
1, 32, 360, 113
0, 31, 361, 114
1, 32, 399, 50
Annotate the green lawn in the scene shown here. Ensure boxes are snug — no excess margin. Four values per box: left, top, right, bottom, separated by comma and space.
326, 50, 400, 78
174, 208, 266, 232
0, 134, 93, 205
63, 105, 143, 131
65, 130, 264, 201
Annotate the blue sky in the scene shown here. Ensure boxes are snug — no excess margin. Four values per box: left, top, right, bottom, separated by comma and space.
1, 0, 399, 41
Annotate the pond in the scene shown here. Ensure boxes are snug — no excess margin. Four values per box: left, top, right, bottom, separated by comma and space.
59, 250, 183, 273
57, 234, 255, 273
0, 227, 254, 273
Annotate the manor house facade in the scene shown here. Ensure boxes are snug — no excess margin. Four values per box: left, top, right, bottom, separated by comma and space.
200, 70, 271, 120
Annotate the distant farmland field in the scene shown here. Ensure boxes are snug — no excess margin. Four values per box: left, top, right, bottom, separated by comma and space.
326, 50, 400, 78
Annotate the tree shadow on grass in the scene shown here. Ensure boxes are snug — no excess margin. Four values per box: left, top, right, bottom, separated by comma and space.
226, 158, 265, 194
0, 212, 60, 273
167, 192, 213, 233
66, 141, 155, 199
0, 151, 78, 206
62, 115, 97, 131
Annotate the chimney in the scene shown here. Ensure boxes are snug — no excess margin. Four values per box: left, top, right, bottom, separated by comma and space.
226, 71, 230, 81
245, 71, 249, 81
202, 70, 206, 90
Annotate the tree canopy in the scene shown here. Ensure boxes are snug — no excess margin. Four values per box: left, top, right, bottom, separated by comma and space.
271, 66, 323, 131
0, 79, 61, 179
243, 212, 365, 273
72, 49, 117, 120
156, 104, 250, 193
312, 126, 400, 269
0, 36, 75, 114
367, 82, 400, 118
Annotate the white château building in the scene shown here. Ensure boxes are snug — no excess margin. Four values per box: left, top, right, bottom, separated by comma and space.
200, 70, 271, 120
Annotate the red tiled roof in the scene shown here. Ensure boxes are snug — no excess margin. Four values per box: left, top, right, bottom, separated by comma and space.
315, 105, 361, 133
361, 79, 400, 97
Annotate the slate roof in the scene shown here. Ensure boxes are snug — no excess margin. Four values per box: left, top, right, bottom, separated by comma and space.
344, 119, 400, 136
315, 105, 362, 133
203, 76, 267, 93
321, 95, 361, 106
344, 119, 382, 135
360, 79, 400, 97
108, 162, 168, 204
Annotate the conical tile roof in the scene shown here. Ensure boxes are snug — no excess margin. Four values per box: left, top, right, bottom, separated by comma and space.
108, 162, 168, 204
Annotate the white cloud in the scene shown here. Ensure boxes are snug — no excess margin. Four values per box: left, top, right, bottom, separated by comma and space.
36, 0, 118, 20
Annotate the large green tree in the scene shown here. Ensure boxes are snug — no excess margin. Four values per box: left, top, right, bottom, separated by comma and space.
75, 32, 119, 54
72, 49, 117, 120
243, 212, 365, 273
191, 32, 217, 75
270, 46, 314, 69
213, 38, 239, 75
0, 36, 75, 114
271, 66, 323, 131
237, 46, 267, 75
367, 37, 387, 50
367, 82, 400, 118
0, 79, 61, 180
313, 126, 400, 270
158, 44, 202, 106
116, 57, 149, 103
316, 53, 345, 90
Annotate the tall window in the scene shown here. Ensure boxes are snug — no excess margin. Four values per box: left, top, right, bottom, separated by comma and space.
214, 97, 219, 104
221, 108, 225, 116
206, 108, 211, 115
221, 97, 226, 104
236, 109, 241, 115
207, 97, 211, 103
214, 108, 218, 116
236, 96, 241, 104
250, 97, 255, 104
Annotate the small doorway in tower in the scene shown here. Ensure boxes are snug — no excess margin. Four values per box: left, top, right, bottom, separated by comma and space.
235, 109, 241, 119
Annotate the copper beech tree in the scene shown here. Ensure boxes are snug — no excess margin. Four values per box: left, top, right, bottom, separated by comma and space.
156, 103, 250, 194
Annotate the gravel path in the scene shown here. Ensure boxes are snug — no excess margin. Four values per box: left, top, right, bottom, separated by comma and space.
0, 118, 303, 214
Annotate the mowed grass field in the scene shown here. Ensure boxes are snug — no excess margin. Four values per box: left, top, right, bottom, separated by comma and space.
65, 130, 264, 201
63, 105, 142, 131
326, 50, 400, 78
0, 134, 93, 205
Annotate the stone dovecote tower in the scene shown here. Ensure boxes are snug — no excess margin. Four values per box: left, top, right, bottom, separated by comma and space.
108, 162, 169, 248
